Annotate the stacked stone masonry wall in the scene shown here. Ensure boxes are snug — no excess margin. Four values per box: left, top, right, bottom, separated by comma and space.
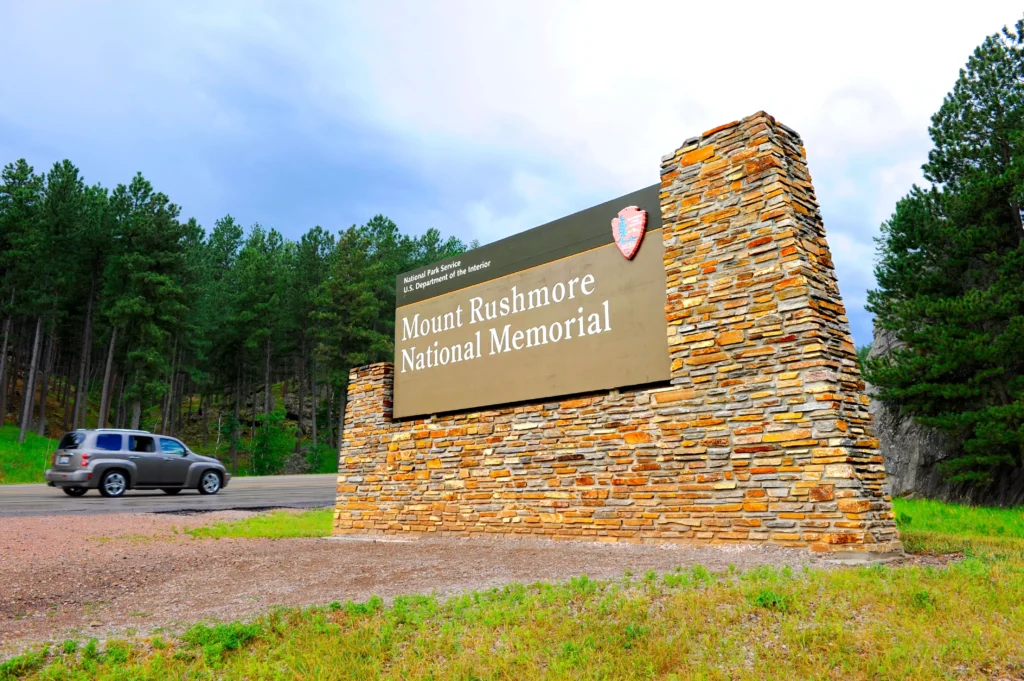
334, 112, 901, 555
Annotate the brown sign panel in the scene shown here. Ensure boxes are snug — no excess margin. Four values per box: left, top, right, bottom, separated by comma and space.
393, 222, 670, 419
396, 185, 662, 307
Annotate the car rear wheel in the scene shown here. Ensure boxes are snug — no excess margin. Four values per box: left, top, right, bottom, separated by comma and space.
198, 470, 221, 495
99, 470, 128, 498
161, 488, 181, 495
62, 486, 87, 497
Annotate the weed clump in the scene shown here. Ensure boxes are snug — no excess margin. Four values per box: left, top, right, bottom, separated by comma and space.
181, 622, 263, 663
343, 595, 384, 616
750, 588, 792, 612
0, 649, 46, 680
911, 589, 936, 610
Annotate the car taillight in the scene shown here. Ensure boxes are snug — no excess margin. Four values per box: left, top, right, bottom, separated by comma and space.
81, 452, 89, 467
52, 452, 58, 465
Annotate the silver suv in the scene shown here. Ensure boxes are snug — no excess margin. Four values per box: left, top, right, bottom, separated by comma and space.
44, 429, 231, 498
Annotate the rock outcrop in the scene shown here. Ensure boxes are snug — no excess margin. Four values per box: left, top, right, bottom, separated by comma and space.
869, 328, 1024, 506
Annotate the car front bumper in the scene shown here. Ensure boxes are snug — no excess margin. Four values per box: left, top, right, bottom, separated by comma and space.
45, 469, 92, 487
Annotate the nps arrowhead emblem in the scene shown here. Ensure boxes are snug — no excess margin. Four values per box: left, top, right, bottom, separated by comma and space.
611, 206, 647, 260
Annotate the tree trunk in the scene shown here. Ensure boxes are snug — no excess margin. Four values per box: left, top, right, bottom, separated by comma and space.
98, 327, 118, 429
58, 357, 67, 408
114, 372, 125, 429
2, 322, 21, 426
263, 335, 272, 416
1011, 197, 1024, 240
310, 356, 318, 448
186, 377, 192, 425
230, 367, 240, 475
57, 355, 67, 405
62, 357, 73, 432
73, 277, 95, 430
75, 351, 91, 428
296, 339, 306, 445
172, 373, 183, 435
326, 385, 334, 450
169, 374, 178, 435
36, 329, 56, 437
248, 377, 255, 449
0, 292, 13, 425
11, 324, 27, 422
202, 393, 209, 447
178, 376, 186, 435
130, 397, 141, 430
18, 316, 42, 444
160, 346, 175, 430
89, 360, 102, 394
161, 338, 178, 434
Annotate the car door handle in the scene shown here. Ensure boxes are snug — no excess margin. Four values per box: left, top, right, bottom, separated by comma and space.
163, 457, 173, 461
128, 455, 140, 460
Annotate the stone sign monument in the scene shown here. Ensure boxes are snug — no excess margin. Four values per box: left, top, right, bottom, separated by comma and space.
334, 112, 902, 558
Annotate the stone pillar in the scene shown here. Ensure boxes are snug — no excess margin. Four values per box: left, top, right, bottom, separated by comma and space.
333, 363, 393, 535
659, 112, 901, 555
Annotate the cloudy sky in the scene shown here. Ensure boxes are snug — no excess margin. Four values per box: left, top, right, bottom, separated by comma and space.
1, 1, 1020, 345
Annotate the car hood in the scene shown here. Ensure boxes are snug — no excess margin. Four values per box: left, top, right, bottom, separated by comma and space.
192, 454, 222, 465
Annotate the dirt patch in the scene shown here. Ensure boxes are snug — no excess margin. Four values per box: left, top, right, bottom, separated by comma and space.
890, 551, 965, 568
1, 511, 823, 655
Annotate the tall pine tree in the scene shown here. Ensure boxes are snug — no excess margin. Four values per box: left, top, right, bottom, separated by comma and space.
867, 16, 1024, 487
104, 174, 189, 428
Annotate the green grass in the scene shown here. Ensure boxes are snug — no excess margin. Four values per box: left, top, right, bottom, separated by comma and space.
185, 509, 333, 539
180, 498, 1023, 547
4, 500, 1024, 679
4, 554, 1024, 679
893, 497, 1024, 538
893, 497, 1024, 556
0, 425, 57, 484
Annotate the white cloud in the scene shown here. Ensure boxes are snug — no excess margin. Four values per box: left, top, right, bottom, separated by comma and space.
267, 1, 1017, 242
871, 159, 928, 226
2, 0, 1020, 344
463, 170, 579, 244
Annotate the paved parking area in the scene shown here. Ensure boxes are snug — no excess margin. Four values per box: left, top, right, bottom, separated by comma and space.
0, 474, 337, 517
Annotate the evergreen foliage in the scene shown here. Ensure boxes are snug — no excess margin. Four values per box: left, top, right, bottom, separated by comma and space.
250, 408, 294, 476
0, 159, 468, 464
867, 17, 1024, 486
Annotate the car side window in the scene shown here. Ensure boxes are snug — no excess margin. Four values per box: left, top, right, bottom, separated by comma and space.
160, 438, 186, 455
128, 435, 156, 453
95, 434, 122, 451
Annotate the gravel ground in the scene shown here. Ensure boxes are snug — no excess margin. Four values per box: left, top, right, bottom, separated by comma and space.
0, 510, 826, 655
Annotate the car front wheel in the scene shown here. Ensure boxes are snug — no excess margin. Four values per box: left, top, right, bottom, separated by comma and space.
63, 486, 87, 497
198, 471, 221, 495
99, 470, 128, 498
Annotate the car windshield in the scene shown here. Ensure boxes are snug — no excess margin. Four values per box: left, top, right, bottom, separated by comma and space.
57, 432, 85, 450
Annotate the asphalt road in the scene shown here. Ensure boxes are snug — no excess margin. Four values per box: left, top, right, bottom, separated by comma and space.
0, 474, 338, 517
